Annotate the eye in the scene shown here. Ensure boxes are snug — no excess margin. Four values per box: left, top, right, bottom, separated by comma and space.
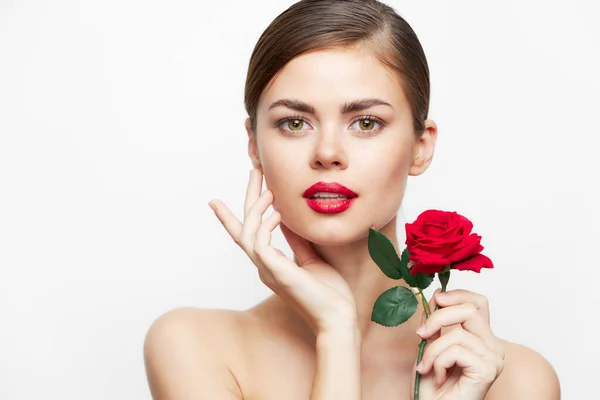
286, 118, 305, 131
276, 115, 312, 136
350, 116, 386, 136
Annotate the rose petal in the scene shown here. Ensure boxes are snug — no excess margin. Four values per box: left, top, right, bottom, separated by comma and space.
412, 236, 462, 246
422, 222, 448, 237
410, 262, 446, 275
449, 234, 482, 262
452, 254, 494, 273
441, 223, 463, 238
409, 248, 449, 267
457, 214, 474, 233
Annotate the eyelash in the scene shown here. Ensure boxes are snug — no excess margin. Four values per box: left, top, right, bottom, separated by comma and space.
274, 114, 387, 137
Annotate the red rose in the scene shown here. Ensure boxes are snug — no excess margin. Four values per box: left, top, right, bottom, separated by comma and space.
405, 209, 494, 275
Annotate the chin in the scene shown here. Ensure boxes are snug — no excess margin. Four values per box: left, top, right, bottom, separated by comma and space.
303, 230, 365, 247
287, 216, 371, 247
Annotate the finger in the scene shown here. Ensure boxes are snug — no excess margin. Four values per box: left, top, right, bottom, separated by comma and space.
239, 189, 273, 248
429, 288, 462, 336
434, 289, 490, 324
208, 200, 243, 242
418, 327, 490, 375
280, 222, 321, 266
244, 168, 263, 218
253, 211, 284, 278
254, 211, 299, 287
417, 303, 493, 345
419, 289, 442, 342
432, 345, 497, 388
254, 211, 281, 257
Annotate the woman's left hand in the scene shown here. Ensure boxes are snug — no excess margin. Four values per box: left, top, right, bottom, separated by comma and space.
411, 289, 506, 400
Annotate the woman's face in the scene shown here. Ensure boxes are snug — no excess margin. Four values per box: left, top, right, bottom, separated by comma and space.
246, 44, 436, 246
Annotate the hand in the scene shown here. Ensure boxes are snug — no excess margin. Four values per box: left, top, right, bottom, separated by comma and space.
411, 289, 505, 400
208, 169, 358, 335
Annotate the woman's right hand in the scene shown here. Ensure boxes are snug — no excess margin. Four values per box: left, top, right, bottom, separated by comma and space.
208, 169, 358, 336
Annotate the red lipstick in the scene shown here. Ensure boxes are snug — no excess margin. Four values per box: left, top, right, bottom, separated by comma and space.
303, 182, 358, 214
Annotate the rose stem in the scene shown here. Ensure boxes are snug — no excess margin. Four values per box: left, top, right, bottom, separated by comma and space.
414, 269, 451, 400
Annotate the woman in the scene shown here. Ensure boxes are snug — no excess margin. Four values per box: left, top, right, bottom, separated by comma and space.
144, 0, 560, 399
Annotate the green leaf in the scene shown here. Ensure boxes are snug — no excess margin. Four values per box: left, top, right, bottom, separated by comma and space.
400, 247, 410, 269
398, 247, 417, 286
397, 247, 435, 289
415, 273, 435, 290
371, 286, 418, 327
368, 228, 401, 280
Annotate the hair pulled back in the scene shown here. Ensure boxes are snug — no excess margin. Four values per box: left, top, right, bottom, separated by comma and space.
244, 0, 430, 136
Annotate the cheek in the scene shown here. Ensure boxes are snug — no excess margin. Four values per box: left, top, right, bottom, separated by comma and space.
260, 147, 300, 212
359, 143, 411, 186
261, 143, 293, 181
356, 145, 412, 220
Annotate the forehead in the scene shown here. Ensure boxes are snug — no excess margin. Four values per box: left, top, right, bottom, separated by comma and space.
259, 45, 409, 113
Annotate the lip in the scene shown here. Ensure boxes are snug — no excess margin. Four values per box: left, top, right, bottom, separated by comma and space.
305, 197, 357, 214
302, 181, 358, 199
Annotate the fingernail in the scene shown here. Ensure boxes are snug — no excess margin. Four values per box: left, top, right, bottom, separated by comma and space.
208, 201, 216, 211
416, 325, 426, 335
435, 292, 446, 300
416, 361, 424, 372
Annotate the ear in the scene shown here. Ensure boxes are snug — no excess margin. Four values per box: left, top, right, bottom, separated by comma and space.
409, 119, 438, 177
245, 118, 262, 169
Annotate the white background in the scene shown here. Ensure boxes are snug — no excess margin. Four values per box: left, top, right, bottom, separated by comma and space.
1, 0, 598, 398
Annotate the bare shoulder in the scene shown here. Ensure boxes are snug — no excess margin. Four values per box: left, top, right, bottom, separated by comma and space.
486, 339, 560, 400
143, 307, 251, 400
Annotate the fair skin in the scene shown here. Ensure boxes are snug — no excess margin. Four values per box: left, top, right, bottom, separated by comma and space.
144, 45, 560, 399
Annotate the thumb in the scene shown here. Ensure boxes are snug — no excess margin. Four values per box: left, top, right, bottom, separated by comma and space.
280, 223, 321, 266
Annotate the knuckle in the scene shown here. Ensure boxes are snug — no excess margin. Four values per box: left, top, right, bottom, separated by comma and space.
496, 359, 505, 375
257, 271, 266, 283
479, 295, 490, 309
234, 230, 248, 246
450, 327, 468, 341
449, 343, 462, 355
440, 344, 461, 362
232, 235, 243, 246
463, 303, 478, 316
494, 354, 504, 368
430, 353, 442, 368
483, 364, 498, 382
492, 343, 505, 358
494, 352, 506, 370
258, 271, 272, 286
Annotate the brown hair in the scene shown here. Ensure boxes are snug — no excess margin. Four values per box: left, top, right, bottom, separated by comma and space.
244, 0, 430, 136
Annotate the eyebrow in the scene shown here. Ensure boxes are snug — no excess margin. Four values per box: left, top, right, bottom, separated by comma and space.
268, 98, 394, 114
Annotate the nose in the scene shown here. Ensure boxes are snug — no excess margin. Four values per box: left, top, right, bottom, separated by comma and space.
310, 126, 348, 170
